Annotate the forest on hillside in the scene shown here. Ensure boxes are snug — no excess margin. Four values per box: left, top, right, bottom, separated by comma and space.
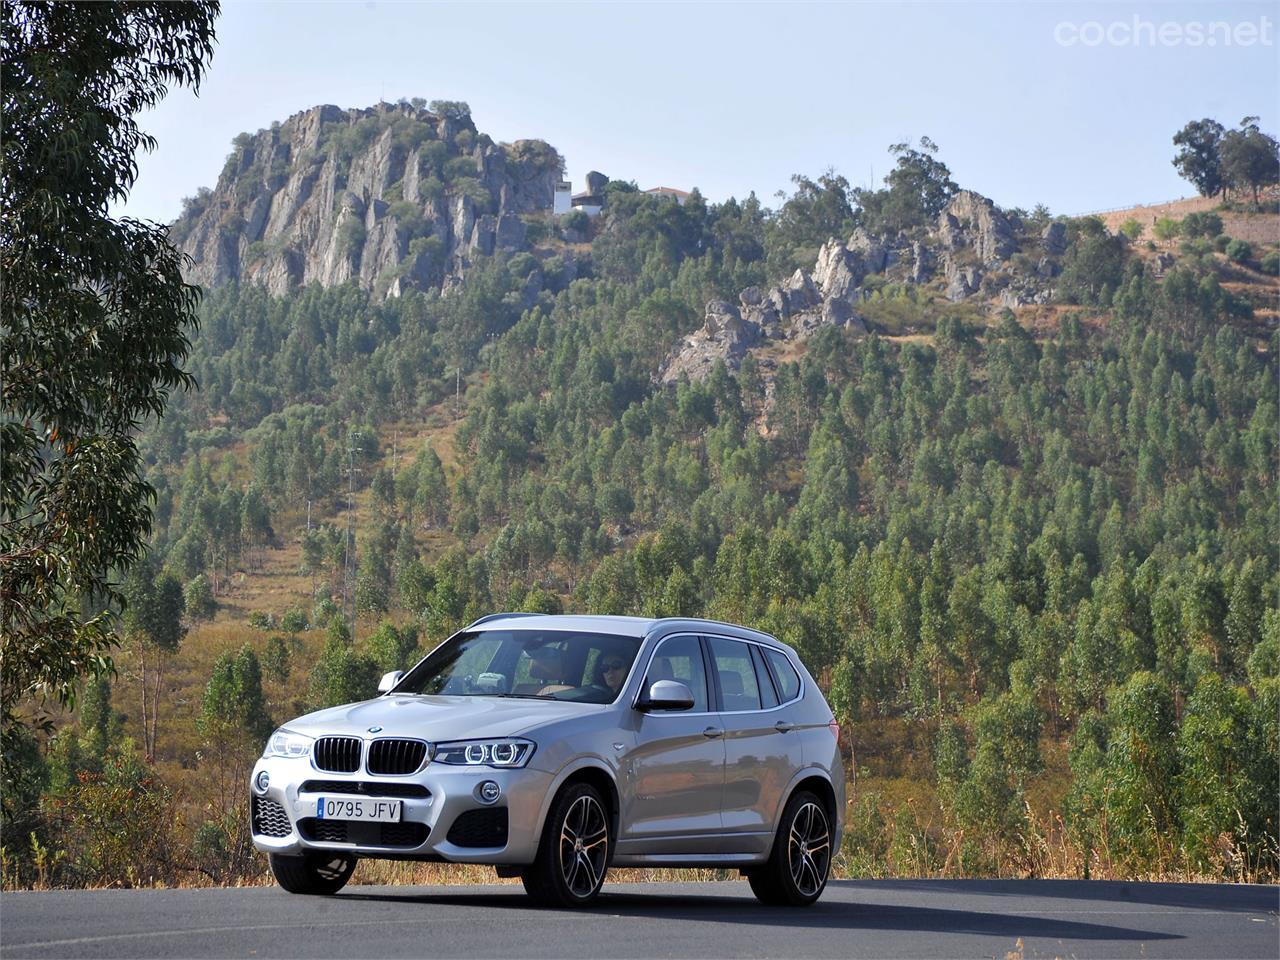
3, 107, 1278, 889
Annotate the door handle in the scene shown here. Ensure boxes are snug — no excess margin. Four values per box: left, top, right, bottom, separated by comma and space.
775, 721, 795, 733
702, 726, 723, 739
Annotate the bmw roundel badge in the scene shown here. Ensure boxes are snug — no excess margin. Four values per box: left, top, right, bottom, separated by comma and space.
367, 725, 382, 733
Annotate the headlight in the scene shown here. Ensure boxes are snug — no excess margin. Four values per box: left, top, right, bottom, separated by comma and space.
263, 728, 314, 759
434, 738, 535, 768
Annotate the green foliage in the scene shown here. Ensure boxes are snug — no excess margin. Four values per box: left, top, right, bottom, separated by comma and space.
1220, 117, 1280, 202
0, 0, 217, 755
335, 214, 366, 256
247, 611, 275, 630
183, 575, 216, 621
1102, 672, 1178, 869
561, 208, 589, 234
1059, 218, 1127, 304
1152, 217, 1181, 242
428, 99, 471, 122
1177, 675, 1259, 872
1173, 119, 1227, 197
365, 621, 420, 674
123, 560, 186, 653
854, 136, 958, 236
262, 635, 291, 684
1118, 218, 1143, 240
58, 743, 180, 887
199, 644, 273, 747
307, 629, 380, 709
1180, 211, 1223, 238
1225, 239, 1253, 264
279, 607, 308, 633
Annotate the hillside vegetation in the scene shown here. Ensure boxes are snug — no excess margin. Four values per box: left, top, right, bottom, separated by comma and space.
4, 105, 1278, 889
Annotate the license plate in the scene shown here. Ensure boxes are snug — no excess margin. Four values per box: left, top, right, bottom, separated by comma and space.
316, 796, 402, 823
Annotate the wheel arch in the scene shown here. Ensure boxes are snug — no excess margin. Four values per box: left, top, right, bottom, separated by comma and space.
770, 768, 838, 840
533, 759, 621, 854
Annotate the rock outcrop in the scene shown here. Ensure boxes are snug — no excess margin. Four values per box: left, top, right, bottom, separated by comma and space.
661, 237, 869, 383
660, 299, 763, 384
172, 102, 563, 297
937, 190, 1020, 301
660, 188, 1068, 383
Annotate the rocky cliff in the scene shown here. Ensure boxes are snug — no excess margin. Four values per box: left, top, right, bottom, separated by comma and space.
171, 102, 563, 297
661, 190, 1062, 384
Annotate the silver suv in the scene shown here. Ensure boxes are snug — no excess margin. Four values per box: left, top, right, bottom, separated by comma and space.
250, 614, 844, 906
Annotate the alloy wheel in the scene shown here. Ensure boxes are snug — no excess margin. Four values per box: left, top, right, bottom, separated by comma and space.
786, 802, 830, 898
558, 793, 608, 899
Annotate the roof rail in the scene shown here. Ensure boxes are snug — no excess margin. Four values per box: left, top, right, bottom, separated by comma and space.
466, 612, 541, 628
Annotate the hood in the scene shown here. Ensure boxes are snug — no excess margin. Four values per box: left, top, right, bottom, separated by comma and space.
280, 694, 605, 743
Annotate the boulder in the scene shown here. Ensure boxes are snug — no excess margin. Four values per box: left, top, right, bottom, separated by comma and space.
938, 190, 1016, 266
659, 299, 762, 384
1041, 221, 1067, 256
910, 241, 935, 283
943, 255, 982, 301
848, 227, 889, 274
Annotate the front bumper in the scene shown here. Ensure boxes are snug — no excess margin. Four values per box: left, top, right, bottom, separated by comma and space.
249, 755, 553, 864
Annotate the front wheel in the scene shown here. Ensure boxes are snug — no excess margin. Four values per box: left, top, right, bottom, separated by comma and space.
747, 790, 832, 906
522, 783, 611, 907
269, 851, 356, 895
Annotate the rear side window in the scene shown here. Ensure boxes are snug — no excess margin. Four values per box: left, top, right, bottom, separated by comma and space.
764, 648, 802, 703
750, 644, 780, 709
708, 637, 762, 712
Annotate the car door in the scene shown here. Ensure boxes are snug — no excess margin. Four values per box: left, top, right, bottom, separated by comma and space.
708, 636, 795, 855
616, 634, 726, 855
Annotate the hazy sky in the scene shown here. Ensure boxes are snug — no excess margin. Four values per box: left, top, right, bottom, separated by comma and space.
120, 0, 1278, 224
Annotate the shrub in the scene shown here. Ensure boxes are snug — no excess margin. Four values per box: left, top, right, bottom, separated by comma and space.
1225, 239, 1253, 263
312, 594, 338, 625
1180, 211, 1223, 238
1152, 217, 1181, 242
279, 608, 308, 633
335, 215, 366, 256
183, 575, 216, 621
262, 635, 291, 683
444, 155, 478, 181
1259, 250, 1280, 275
1118, 218, 1143, 240
58, 744, 181, 887
247, 611, 274, 631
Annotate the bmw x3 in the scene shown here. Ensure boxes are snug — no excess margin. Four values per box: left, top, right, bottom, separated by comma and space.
250, 614, 844, 906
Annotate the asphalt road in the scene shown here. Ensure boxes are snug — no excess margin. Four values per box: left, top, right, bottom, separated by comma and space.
1, 879, 1276, 959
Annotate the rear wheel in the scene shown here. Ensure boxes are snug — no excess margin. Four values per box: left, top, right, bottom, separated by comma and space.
269, 851, 356, 895
747, 790, 831, 906
522, 783, 610, 907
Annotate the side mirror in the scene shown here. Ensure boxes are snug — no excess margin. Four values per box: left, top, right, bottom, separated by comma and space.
378, 670, 405, 694
638, 679, 695, 712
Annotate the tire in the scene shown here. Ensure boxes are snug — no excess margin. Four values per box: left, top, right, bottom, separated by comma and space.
522, 782, 611, 907
747, 790, 832, 906
269, 851, 356, 895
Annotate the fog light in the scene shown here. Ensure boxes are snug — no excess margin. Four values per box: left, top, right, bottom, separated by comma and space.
478, 780, 501, 804
254, 770, 270, 794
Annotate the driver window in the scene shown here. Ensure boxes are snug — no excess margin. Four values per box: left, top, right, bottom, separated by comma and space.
645, 635, 708, 711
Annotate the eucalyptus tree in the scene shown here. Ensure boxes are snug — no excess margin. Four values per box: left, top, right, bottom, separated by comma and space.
0, 2, 219, 758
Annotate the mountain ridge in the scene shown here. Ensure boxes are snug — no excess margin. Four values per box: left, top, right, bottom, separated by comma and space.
172, 101, 563, 297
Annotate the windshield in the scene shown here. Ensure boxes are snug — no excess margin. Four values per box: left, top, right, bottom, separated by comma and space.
393, 629, 642, 704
